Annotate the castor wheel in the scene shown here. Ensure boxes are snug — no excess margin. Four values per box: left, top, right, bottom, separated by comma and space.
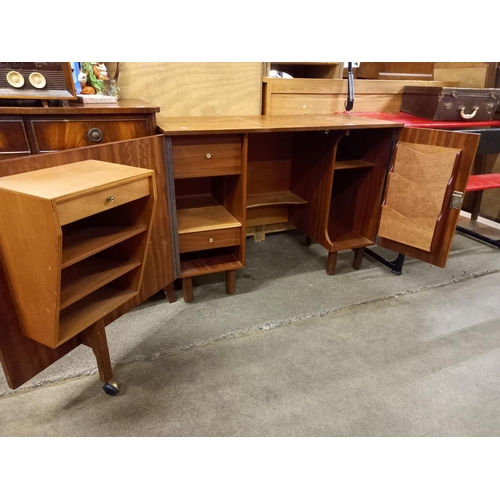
103, 380, 119, 396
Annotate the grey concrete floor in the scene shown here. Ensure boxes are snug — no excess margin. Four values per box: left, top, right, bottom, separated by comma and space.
1, 224, 500, 436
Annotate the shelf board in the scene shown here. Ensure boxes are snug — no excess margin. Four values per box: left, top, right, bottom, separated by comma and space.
177, 195, 241, 234
246, 191, 307, 209
60, 258, 141, 310
334, 160, 375, 170
59, 286, 137, 346
62, 225, 148, 269
180, 253, 243, 278
327, 219, 373, 251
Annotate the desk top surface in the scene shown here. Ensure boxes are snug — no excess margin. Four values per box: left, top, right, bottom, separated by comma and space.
157, 114, 405, 135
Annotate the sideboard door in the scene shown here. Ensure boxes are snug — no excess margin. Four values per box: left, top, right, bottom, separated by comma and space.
0, 135, 178, 390
376, 127, 480, 268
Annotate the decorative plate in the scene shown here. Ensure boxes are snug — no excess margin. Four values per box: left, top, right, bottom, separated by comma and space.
6, 71, 24, 88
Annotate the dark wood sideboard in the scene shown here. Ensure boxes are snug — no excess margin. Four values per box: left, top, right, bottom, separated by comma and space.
0, 99, 159, 159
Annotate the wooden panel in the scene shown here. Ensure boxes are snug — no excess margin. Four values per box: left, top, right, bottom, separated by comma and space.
172, 135, 241, 178
0, 192, 61, 347
0, 135, 177, 389
262, 78, 458, 115
28, 117, 152, 152
356, 63, 435, 80
178, 227, 240, 253
433, 62, 493, 88
246, 206, 290, 226
0, 119, 30, 155
377, 128, 480, 267
378, 143, 461, 251
108, 63, 263, 117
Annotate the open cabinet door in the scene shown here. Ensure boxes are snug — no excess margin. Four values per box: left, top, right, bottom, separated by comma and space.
0, 135, 178, 390
376, 127, 480, 268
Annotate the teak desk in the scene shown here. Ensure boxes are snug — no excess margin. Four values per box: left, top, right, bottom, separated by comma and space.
0, 115, 479, 394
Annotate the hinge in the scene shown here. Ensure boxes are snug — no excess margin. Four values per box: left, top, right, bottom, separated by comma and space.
450, 191, 464, 209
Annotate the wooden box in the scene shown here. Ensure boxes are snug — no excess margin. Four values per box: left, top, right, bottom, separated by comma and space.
400, 86, 500, 121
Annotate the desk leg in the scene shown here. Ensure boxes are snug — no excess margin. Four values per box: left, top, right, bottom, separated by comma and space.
81, 319, 118, 395
226, 270, 236, 294
182, 277, 194, 303
164, 282, 177, 303
352, 248, 365, 270
326, 251, 338, 275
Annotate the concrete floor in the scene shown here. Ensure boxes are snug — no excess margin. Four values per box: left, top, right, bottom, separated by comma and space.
1, 223, 500, 436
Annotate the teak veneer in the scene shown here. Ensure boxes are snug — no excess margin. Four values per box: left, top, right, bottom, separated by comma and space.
0, 114, 480, 394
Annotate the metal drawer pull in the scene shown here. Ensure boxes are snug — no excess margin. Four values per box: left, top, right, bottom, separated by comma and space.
459, 106, 479, 120
206, 153, 212, 159
107, 196, 115, 202
208, 238, 214, 243
88, 127, 103, 142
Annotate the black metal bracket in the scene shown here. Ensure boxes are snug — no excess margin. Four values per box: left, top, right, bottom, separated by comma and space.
455, 225, 500, 249
364, 248, 406, 275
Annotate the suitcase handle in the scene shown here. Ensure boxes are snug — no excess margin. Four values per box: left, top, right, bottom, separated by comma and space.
459, 106, 479, 120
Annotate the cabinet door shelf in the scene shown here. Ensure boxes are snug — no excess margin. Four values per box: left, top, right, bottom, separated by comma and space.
246, 191, 307, 209
62, 225, 148, 268
59, 285, 138, 345
0, 160, 156, 348
60, 257, 142, 310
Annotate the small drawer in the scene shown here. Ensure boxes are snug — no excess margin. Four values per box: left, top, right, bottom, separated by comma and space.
56, 177, 151, 225
178, 227, 241, 253
28, 118, 151, 152
172, 135, 242, 179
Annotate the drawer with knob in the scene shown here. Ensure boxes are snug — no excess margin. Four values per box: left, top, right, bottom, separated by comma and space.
26, 117, 152, 153
171, 134, 242, 179
178, 227, 241, 253
56, 176, 152, 225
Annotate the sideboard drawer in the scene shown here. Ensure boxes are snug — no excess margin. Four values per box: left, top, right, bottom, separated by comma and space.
0, 118, 31, 156
56, 177, 151, 225
172, 135, 242, 179
178, 227, 241, 253
28, 117, 152, 152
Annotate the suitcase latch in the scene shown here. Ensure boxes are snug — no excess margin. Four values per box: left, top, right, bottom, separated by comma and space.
450, 191, 464, 209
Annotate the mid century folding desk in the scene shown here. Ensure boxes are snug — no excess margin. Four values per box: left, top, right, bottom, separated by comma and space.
0, 114, 480, 395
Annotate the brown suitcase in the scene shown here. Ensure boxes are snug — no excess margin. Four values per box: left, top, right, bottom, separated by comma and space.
400, 86, 500, 121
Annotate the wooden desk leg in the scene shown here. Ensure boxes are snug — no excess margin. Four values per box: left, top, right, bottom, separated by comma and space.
352, 248, 365, 270
226, 270, 236, 294
81, 319, 118, 395
326, 251, 338, 275
164, 282, 177, 303
305, 235, 313, 246
182, 277, 194, 303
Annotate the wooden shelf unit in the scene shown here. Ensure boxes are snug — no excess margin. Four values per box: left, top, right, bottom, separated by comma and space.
169, 134, 247, 301
0, 160, 156, 348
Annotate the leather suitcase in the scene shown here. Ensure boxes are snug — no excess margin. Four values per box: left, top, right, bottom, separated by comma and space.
400, 86, 500, 121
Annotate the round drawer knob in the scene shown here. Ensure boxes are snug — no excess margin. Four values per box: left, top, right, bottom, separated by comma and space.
108, 196, 115, 202
206, 153, 212, 159
88, 127, 103, 142
208, 238, 214, 243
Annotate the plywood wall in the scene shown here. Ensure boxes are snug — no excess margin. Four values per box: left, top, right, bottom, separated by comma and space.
107, 63, 264, 117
